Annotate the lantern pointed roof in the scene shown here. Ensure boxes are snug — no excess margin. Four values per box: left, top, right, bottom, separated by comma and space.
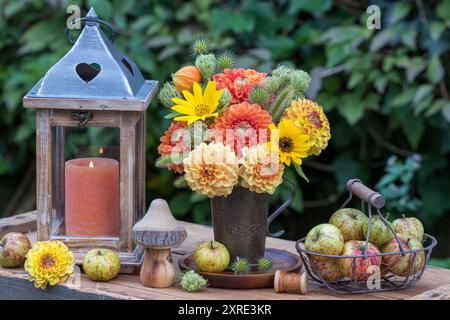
23, 7, 157, 111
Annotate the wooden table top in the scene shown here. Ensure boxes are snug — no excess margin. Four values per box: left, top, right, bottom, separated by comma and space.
0, 212, 449, 300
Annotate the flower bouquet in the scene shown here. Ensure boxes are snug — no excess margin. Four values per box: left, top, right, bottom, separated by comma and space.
157, 39, 331, 261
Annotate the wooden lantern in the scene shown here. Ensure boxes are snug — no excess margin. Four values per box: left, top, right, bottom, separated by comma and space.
22, 8, 157, 271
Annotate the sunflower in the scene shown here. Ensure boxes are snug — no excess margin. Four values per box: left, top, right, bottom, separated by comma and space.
24, 241, 75, 289
282, 98, 331, 156
268, 119, 311, 166
171, 81, 223, 125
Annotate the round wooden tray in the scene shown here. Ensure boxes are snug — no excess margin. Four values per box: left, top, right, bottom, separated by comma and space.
178, 248, 302, 289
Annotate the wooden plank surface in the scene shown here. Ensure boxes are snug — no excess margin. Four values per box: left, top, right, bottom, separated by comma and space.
0, 213, 449, 300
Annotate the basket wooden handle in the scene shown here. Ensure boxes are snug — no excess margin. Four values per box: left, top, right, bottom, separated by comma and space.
346, 179, 385, 209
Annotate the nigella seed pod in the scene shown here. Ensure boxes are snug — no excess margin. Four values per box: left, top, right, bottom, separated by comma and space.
231, 257, 250, 274
257, 257, 273, 272
217, 52, 235, 70
195, 54, 216, 80
158, 82, 181, 108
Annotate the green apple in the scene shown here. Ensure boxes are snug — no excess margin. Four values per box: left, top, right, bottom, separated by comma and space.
193, 241, 230, 273
329, 208, 368, 241
338, 240, 382, 281
82, 248, 121, 281
381, 235, 425, 276
305, 224, 344, 257
362, 216, 393, 248
392, 215, 424, 242
311, 257, 343, 282
0, 232, 31, 268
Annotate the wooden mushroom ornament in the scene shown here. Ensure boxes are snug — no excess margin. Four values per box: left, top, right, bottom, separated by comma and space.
133, 199, 187, 288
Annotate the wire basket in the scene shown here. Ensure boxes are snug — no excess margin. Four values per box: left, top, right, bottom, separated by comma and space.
296, 179, 437, 294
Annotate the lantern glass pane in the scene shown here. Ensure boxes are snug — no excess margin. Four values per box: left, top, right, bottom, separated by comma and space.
51, 126, 121, 239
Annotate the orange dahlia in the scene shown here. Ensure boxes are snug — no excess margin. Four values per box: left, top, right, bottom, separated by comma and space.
158, 121, 189, 173
213, 68, 266, 104
213, 102, 273, 156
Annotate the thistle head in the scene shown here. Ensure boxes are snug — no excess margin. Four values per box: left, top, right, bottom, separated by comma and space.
217, 51, 235, 70
256, 257, 273, 272
231, 257, 250, 274
249, 86, 269, 106
191, 37, 209, 56
195, 54, 216, 80
158, 82, 181, 108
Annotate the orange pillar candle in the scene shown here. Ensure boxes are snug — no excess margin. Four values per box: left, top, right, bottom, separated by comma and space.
65, 157, 120, 237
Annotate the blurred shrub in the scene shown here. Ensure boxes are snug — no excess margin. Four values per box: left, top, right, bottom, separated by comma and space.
0, 0, 449, 259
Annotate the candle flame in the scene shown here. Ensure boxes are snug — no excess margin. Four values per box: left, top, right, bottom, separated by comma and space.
99, 147, 104, 155
89, 161, 94, 168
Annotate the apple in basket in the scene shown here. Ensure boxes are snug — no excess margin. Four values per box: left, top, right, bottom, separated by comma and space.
381, 235, 425, 276
392, 215, 424, 242
311, 257, 343, 282
362, 215, 393, 248
305, 224, 344, 259
329, 208, 369, 241
337, 240, 382, 281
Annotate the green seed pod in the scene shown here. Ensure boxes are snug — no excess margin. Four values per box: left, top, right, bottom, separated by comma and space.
180, 271, 208, 292
249, 86, 269, 106
231, 257, 251, 274
262, 76, 280, 94
158, 82, 181, 108
195, 53, 216, 80
272, 65, 293, 86
289, 70, 311, 95
217, 88, 231, 112
269, 85, 295, 123
217, 52, 235, 70
256, 257, 273, 272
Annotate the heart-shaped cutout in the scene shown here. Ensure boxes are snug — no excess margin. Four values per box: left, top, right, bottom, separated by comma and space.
76, 63, 101, 82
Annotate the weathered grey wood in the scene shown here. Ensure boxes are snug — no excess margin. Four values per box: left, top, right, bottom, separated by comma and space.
0, 211, 37, 238
49, 109, 121, 127
0, 275, 115, 300
119, 112, 138, 253
408, 285, 450, 300
23, 80, 158, 112
53, 126, 65, 221
135, 113, 146, 228
36, 110, 52, 241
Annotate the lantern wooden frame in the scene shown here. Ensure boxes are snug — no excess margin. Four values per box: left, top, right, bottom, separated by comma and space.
22, 8, 158, 271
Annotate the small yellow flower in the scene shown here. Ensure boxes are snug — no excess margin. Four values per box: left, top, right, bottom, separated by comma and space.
24, 241, 75, 289
171, 81, 223, 125
268, 119, 311, 166
283, 98, 331, 156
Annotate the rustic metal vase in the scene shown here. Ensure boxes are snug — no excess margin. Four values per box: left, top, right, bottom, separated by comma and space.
211, 181, 295, 262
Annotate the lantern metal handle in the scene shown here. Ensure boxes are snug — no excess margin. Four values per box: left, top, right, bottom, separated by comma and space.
66, 16, 116, 44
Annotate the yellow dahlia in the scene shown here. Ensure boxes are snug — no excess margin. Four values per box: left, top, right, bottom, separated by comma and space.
282, 98, 331, 156
268, 119, 311, 166
183, 142, 239, 197
171, 81, 223, 125
239, 145, 284, 194
24, 241, 75, 289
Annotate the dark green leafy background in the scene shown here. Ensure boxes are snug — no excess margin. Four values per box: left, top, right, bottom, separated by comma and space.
0, 0, 449, 265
